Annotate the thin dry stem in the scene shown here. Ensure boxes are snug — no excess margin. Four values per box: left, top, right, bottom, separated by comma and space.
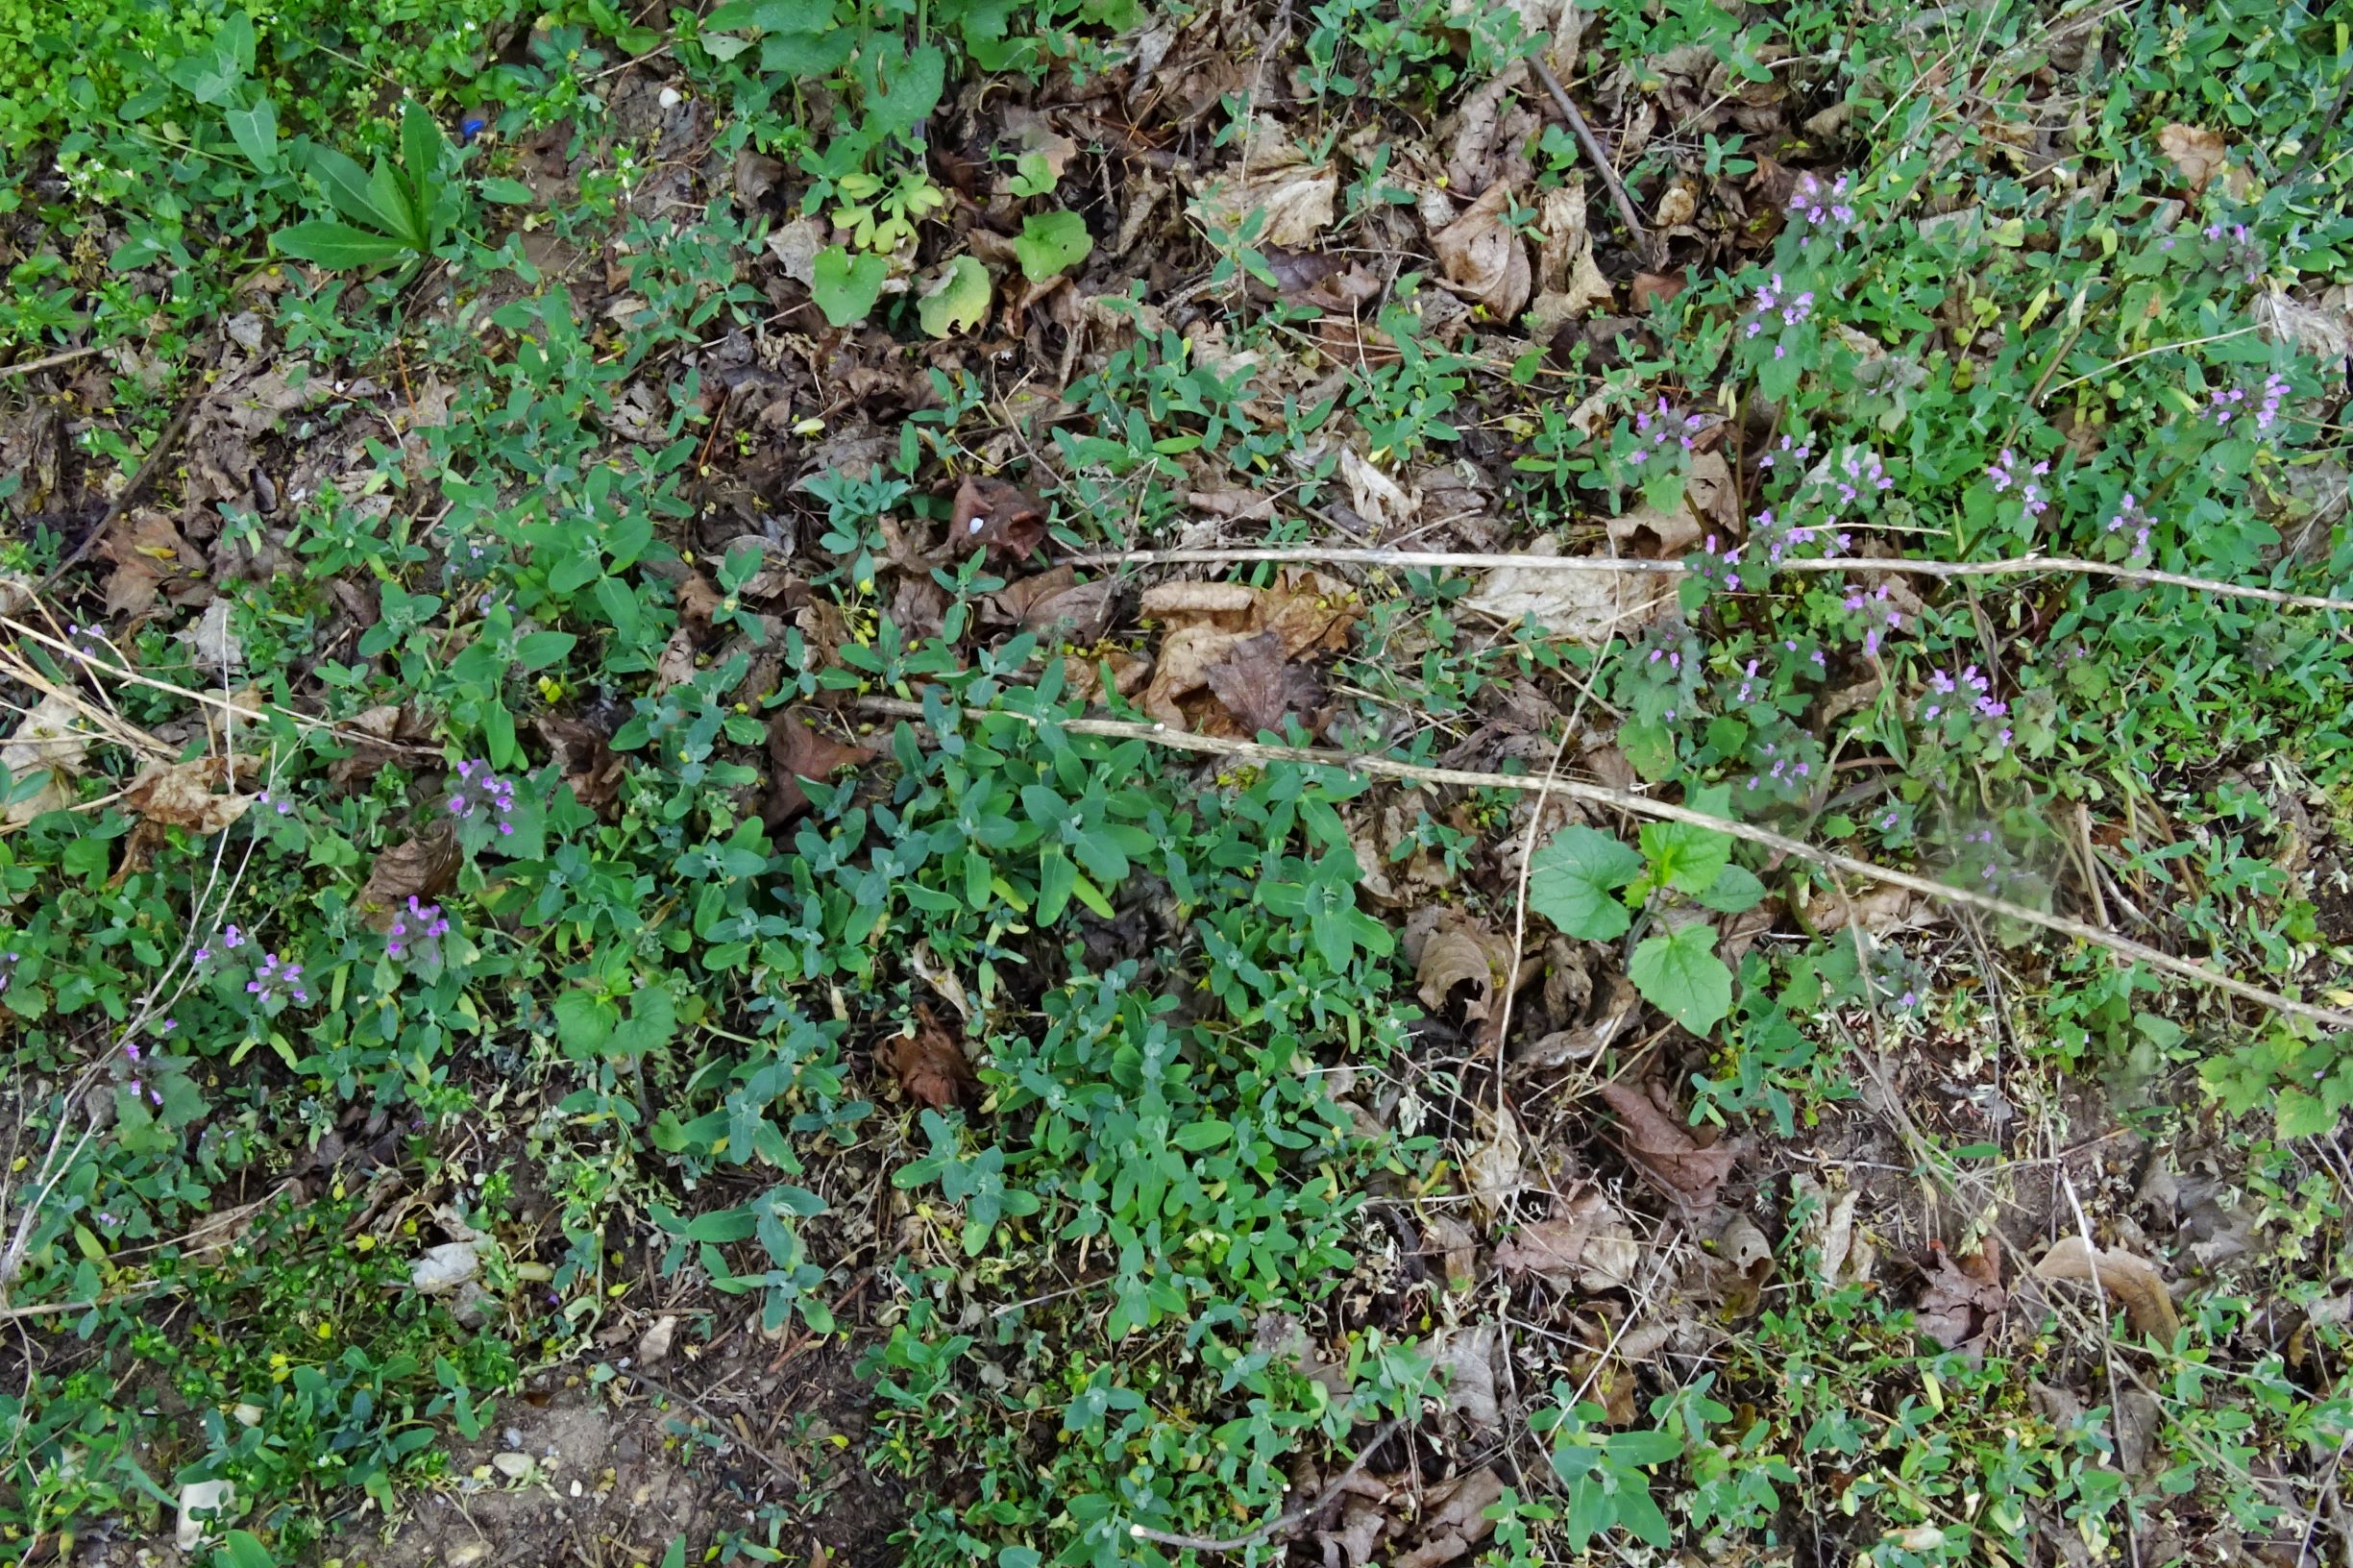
855, 696, 2353, 1031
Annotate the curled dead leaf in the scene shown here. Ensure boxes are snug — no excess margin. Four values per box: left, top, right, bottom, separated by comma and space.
764, 710, 875, 827
534, 715, 626, 812
1598, 1079, 1736, 1211
951, 476, 1047, 560
1, 692, 94, 826
1203, 630, 1326, 738
889, 1004, 976, 1110
1432, 182, 1532, 321
1460, 537, 1671, 644
1915, 1238, 2005, 1353
1192, 126, 1338, 249
125, 756, 252, 835
1493, 1188, 1640, 1290
2032, 1235, 2180, 1341
2156, 122, 2230, 195
355, 822, 460, 933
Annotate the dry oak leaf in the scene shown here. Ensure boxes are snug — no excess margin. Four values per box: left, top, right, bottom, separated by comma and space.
951, 475, 1047, 560
1432, 181, 1532, 322
1527, 181, 1614, 337
355, 821, 461, 932
1493, 1188, 1641, 1290
1191, 126, 1338, 250
1598, 1079, 1736, 1211
1915, 1237, 2005, 1352
1138, 574, 1359, 731
1202, 630, 1326, 738
2156, 123, 2230, 194
2, 692, 95, 826
534, 714, 626, 811
890, 1004, 977, 1110
125, 756, 253, 835
1460, 536, 1671, 644
2032, 1235, 2181, 1342
764, 709, 875, 826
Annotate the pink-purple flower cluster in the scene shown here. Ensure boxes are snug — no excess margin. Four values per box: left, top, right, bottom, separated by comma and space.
1744, 740, 1814, 794
246, 951, 310, 1006
449, 760, 518, 835
1843, 581, 1904, 657
1751, 507, 1851, 567
0, 947, 17, 995
2103, 493, 2154, 559
1756, 433, 1811, 475
1987, 448, 2051, 519
1628, 398, 1705, 468
387, 896, 451, 963
2203, 220, 2265, 282
1744, 275, 1816, 358
192, 923, 246, 966
1829, 447, 1892, 507
1920, 665, 2012, 751
2208, 373, 2289, 433
1689, 533, 1744, 592
1789, 171, 1856, 229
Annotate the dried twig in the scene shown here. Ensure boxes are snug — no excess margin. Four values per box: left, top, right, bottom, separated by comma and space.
33, 336, 219, 597
1128, 1419, 1403, 1553
1, 344, 103, 380
1527, 57, 1658, 267
1062, 546, 2353, 616
854, 696, 2353, 1031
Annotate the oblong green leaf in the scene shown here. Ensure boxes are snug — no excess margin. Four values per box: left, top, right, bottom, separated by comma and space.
273, 220, 413, 268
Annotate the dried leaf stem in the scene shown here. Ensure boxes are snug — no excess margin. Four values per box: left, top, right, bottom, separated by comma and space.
1062, 546, 2353, 616
854, 696, 2353, 1031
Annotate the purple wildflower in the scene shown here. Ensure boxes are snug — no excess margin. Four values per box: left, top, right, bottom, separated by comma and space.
386, 896, 453, 964
1790, 171, 1856, 228
449, 760, 520, 836
247, 951, 310, 1007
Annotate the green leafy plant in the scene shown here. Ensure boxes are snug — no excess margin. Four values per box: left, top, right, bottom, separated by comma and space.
275, 102, 461, 268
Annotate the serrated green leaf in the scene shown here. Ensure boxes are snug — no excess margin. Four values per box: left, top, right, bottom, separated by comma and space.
810, 245, 889, 326
2276, 1086, 2334, 1139
1639, 818, 1733, 896
918, 255, 991, 338
1629, 922, 1733, 1035
1527, 825, 1645, 941
1012, 210, 1093, 282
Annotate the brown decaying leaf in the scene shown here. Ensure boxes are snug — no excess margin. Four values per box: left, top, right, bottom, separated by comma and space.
1915, 1238, 2005, 1352
1460, 536, 1672, 644
2156, 122, 2229, 194
951, 475, 1046, 560
1432, 182, 1532, 321
1139, 573, 1360, 734
1433, 1322, 1501, 1429
355, 821, 460, 932
1493, 1188, 1640, 1290
764, 710, 875, 827
2032, 1235, 2180, 1341
1202, 630, 1325, 738
1, 692, 93, 826
1191, 125, 1338, 250
535, 715, 626, 811
125, 756, 252, 835
889, 1004, 976, 1110
1597, 1079, 1736, 1211
1390, 1468, 1505, 1568
990, 567, 1114, 641
99, 510, 200, 621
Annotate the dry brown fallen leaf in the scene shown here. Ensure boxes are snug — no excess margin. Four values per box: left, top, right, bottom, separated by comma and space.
1598, 1079, 1737, 1211
1139, 574, 1359, 733
1191, 123, 1338, 249
2033, 1235, 2181, 1341
992, 567, 1115, 641
1459, 536, 1672, 644
763, 710, 875, 827
1527, 181, 1614, 337
2157, 122, 2230, 194
534, 715, 626, 812
355, 821, 460, 932
125, 756, 252, 835
1915, 1237, 2005, 1353
951, 475, 1046, 560
889, 1004, 976, 1110
1391, 1467, 1505, 1568
1432, 181, 1532, 322
1202, 629, 1325, 737
1338, 447, 1419, 530
1, 692, 94, 826
99, 509, 203, 622
1461, 1105, 1524, 1221
1432, 1321, 1501, 1429
1493, 1188, 1641, 1290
